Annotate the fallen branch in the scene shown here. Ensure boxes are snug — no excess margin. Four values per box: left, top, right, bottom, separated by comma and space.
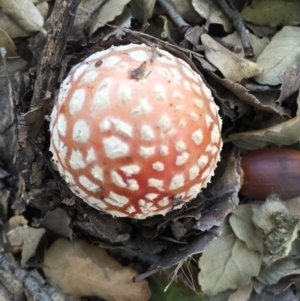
16, 0, 81, 189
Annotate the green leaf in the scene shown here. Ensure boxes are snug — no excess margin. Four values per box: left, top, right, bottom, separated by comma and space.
242, 0, 300, 28
198, 223, 262, 297
148, 274, 204, 301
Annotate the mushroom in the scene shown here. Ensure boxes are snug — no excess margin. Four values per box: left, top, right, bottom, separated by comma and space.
49, 44, 222, 219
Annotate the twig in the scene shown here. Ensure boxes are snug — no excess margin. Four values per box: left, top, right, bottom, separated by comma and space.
157, 0, 190, 33
0, 48, 18, 173
214, 37, 242, 53
106, 24, 204, 59
244, 83, 278, 93
215, 0, 254, 57
0, 248, 54, 301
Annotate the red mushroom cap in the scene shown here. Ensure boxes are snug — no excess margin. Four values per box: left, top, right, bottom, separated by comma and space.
50, 44, 222, 219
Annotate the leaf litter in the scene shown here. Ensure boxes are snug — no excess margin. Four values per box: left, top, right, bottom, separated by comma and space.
1, 0, 300, 300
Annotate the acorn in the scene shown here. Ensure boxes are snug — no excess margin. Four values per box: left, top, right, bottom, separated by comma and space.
240, 148, 300, 200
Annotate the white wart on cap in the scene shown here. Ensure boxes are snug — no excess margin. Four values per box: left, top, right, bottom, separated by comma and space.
50, 44, 223, 219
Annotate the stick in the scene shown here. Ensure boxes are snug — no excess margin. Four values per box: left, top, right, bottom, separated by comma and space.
215, 0, 254, 57
157, 0, 190, 33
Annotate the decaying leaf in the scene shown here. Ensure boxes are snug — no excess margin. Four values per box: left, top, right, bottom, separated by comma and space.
89, 0, 131, 36
0, 28, 17, 57
192, 0, 231, 32
0, 0, 45, 34
198, 222, 262, 297
255, 26, 300, 85
252, 197, 300, 264
201, 34, 263, 82
257, 258, 300, 285
130, 0, 156, 24
229, 204, 264, 254
135, 229, 221, 282
43, 239, 151, 301
193, 149, 240, 233
209, 71, 285, 115
228, 114, 300, 150
242, 0, 300, 28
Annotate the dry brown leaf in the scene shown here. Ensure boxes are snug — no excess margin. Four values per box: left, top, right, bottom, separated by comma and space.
89, 0, 131, 36
227, 114, 300, 150
228, 281, 253, 301
0, 10, 29, 38
4, 215, 46, 266
170, 0, 201, 23
201, 34, 263, 82
43, 239, 151, 301
159, 15, 182, 44
21, 227, 46, 266
198, 222, 261, 296
0, 0, 45, 34
297, 91, 300, 115
73, 0, 103, 30
0, 57, 28, 89
208, 71, 284, 115
192, 0, 231, 32
277, 62, 300, 105
130, 0, 156, 24
0, 28, 17, 57
36, 1, 49, 20
101, 7, 132, 41
255, 26, 300, 85
5, 215, 28, 253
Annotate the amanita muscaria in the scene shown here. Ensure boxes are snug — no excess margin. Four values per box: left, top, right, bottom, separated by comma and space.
49, 44, 223, 219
